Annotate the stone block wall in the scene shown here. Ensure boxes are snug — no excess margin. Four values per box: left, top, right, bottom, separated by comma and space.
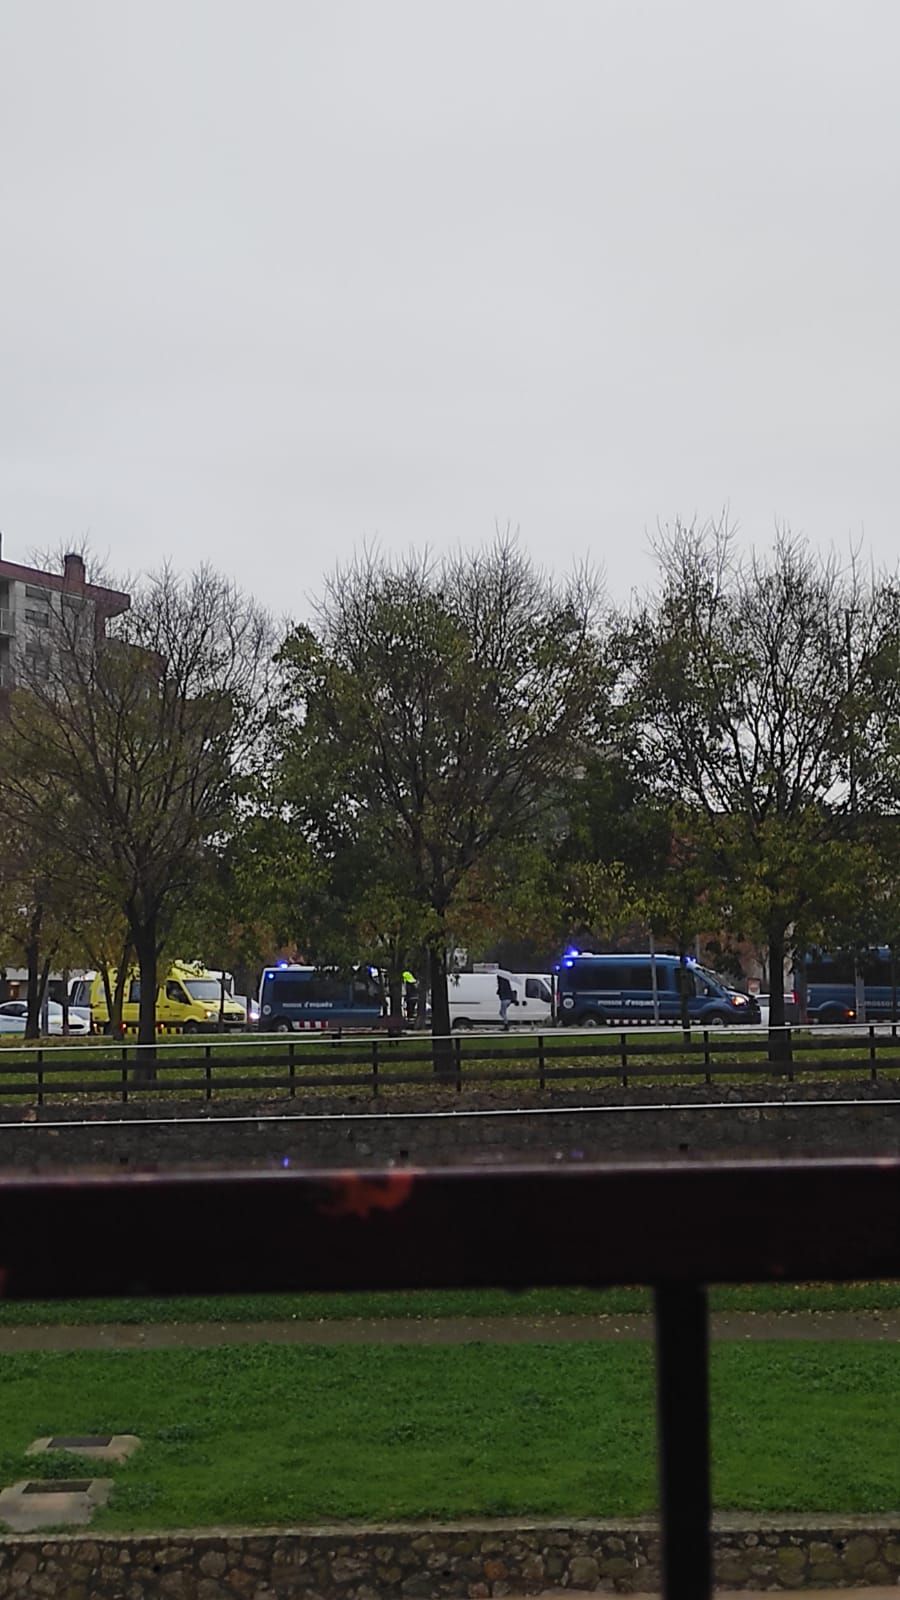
0, 1518, 898, 1596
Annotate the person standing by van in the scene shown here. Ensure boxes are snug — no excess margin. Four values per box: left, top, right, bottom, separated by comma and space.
497, 972, 517, 1029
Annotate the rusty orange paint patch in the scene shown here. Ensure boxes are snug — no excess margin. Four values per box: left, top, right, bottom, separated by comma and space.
320, 1171, 417, 1220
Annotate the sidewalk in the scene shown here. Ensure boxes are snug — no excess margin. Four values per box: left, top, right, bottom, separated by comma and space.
0, 1308, 899, 1351
521, 1592, 900, 1599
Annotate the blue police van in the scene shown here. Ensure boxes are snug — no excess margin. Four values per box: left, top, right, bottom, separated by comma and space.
258, 965, 383, 1031
802, 948, 899, 1024
555, 952, 759, 1027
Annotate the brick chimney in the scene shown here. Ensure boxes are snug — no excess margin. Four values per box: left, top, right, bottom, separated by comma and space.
63, 551, 86, 590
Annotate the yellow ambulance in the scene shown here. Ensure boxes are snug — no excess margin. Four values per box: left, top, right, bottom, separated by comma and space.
90, 961, 247, 1034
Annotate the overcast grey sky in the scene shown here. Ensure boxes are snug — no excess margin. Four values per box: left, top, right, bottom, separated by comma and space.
2, 0, 898, 613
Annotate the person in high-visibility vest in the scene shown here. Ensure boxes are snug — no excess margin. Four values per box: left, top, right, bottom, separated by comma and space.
402, 971, 417, 1022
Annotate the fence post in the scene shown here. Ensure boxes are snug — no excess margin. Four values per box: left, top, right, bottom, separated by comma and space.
620, 1032, 628, 1088
121, 1044, 128, 1105
36, 1048, 44, 1109
455, 1033, 463, 1093
869, 1023, 877, 1080
703, 1030, 711, 1081
289, 1040, 296, 1099
538, 1033, 546, 1091
204, 1043, 212, 1102
371, 1038, 379, 1097
786, 1026, 794, 1083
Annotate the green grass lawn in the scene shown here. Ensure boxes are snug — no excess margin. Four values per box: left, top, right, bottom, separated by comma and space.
2, 1280, 900, 1326
1, 1341, 897, 1530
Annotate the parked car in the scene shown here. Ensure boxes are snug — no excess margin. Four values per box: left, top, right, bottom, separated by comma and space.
755, 993, 801, 1027
234, 993, 259, 1027
0, 1000, 91, 1036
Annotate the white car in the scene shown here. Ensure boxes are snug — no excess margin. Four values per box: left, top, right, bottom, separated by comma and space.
0, 1000, 90, 1036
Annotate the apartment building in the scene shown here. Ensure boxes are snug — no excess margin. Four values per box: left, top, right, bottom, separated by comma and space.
0, 538, 130, 692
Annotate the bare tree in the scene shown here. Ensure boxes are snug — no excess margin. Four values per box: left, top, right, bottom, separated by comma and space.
0, 816, 82, 1037
630, 518, 900, 1037
0, 564, 274, 1051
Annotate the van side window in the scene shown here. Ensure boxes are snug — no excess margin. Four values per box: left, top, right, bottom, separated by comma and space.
525, 979, 544, 1000
128, 980, 141, 1003
305, 975, 348, 1004
166, 982, 188, 1003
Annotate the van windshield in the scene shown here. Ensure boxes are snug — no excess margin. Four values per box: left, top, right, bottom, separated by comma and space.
696, 965, 727, 994
185, 980, 227, 1003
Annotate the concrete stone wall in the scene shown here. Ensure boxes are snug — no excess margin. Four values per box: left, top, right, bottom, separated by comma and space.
1, 1080, 899, 1171
0, 1518, 898, 1596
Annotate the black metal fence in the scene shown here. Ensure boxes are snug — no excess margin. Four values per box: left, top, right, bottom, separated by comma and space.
1, 1023, 899, 1104
2, 1156, 899, 1599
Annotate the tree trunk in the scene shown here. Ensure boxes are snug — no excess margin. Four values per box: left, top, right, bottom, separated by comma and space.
415, 949, 429, 1027
794, 959, 808, 1026
61, 967, 70, 1036
111, 936, 134, 1035
132, 918, 158, 1077
218, 970, 227, 1033
388, 973, 403, 1020
428, 938, 454, 1075
25, 905, 43, 1040
99, 965, 114, 1033
112, 962, 129, 1035
677, 950, 691, 1040
39, 954, 53, 1035
767, 919, 790, 1062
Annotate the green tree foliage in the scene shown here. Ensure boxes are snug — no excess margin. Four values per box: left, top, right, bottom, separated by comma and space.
275, 540, 609, 1065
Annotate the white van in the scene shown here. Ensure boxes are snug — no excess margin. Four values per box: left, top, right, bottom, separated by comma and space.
448, 970, 554, 1029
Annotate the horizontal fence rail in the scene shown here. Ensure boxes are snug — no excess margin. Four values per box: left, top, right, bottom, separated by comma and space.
0, 1023, 899, 1104
1, 1156, 898, 1599
2, 1158, 899, 1600
1, 1155, 898, 1298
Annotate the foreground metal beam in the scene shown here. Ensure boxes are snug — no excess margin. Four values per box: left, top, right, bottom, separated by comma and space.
655, 1285, 711, 1600
1, 1156, 899, 1300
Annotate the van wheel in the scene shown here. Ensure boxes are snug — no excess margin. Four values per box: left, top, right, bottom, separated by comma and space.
819, 1007, 846, 1026
273, 1018, 293, 1033
577, 1013, 602, 1028
453, 1018, 473, 1030
182, 1021, 200, 1035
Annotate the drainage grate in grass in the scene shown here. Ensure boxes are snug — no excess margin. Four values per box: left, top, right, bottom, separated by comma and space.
47, 1435, 113, 1450
22, 1480, 93, 1495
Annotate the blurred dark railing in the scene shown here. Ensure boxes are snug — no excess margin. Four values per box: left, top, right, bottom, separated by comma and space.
0, 1156, 899, 1598
2, 1022, 900, 1105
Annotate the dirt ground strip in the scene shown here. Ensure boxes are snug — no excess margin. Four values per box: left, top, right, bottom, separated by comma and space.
1, 1309, 899, 1351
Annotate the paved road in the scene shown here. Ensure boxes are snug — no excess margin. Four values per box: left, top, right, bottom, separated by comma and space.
1, 1310, 898, 1351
